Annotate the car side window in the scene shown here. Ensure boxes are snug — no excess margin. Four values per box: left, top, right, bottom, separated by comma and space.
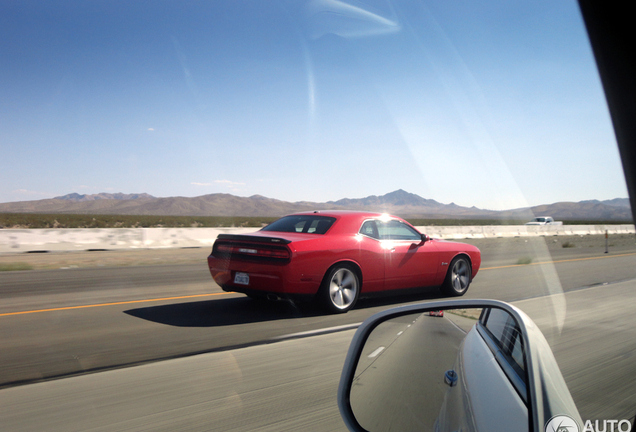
480, 308, 526, 374
476, 308, 528, 403
359, 220, 380, 239
510, 336, 524, 373
376, 220, 422, 241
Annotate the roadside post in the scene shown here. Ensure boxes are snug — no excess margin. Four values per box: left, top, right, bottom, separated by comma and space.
605, 230, 609, 253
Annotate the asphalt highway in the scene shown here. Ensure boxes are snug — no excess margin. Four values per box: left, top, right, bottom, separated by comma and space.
0, 251, 634, 388
1, 281, 635, 431
0, 237, 635, 430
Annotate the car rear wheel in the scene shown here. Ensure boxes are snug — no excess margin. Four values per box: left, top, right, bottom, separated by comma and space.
441, 256, 471, 296
320, 264, 360, 313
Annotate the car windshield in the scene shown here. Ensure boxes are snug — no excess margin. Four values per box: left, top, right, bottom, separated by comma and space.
0, 1, 634, 431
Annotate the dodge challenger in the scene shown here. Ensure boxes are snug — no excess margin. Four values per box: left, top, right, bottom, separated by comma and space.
207, 211, 481, 313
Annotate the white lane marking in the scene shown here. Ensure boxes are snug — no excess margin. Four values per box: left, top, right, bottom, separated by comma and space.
397, 331, 403, 336
272, 323, 362, 340
368, 347, 385, 358
446, 317, 469, 335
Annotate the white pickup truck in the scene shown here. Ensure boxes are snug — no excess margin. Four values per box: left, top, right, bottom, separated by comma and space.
525, 216, 563, 225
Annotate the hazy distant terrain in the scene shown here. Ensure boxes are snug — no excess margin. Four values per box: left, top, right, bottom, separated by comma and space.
0, 190, 632, 221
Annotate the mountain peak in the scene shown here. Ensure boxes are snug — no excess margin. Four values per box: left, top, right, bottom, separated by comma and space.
379, 189, 442, 207
325, 189, 444, 210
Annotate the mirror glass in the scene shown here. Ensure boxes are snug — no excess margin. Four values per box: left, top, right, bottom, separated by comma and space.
349, 307, 528, 432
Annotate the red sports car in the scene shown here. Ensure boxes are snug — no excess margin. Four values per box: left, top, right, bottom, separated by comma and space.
207, 211, 481, 313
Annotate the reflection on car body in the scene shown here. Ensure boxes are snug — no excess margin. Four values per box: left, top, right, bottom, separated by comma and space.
208, 211, 481, 312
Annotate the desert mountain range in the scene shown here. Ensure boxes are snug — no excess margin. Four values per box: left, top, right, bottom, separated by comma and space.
0, 190, 631, 221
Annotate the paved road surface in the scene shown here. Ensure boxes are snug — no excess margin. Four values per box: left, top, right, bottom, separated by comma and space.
0, 237, 635, 430
0, 281, 634, 431
1, 240, 635, 388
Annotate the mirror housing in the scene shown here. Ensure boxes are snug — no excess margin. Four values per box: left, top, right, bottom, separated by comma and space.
337, 299, 581, 432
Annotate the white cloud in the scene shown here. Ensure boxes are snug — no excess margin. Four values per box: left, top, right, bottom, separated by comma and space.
148, 128, 154, 131
215, 180, 245, 185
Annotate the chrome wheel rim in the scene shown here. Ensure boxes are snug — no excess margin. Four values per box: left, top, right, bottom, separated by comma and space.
329, 268, 358, 309
451, 259, 470, 293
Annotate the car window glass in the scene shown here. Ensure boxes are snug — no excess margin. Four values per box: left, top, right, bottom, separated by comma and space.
377, 220, 421, 241
482, 308, 509, 342
482, 308, 525, 373
261, 215, 335, 234
306, 218, 332, 233
359, 220, 380, 239
510, 335, 525, 373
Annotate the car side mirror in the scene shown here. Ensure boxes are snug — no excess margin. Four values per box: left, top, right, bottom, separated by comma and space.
337, 299, 582, 432
420, 233, 429, 243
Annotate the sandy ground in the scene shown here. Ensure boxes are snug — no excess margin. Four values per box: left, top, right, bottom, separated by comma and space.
1, 234, 634, 271
0, 247, 212, 271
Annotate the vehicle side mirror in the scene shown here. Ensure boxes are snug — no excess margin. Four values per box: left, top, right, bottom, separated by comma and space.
337, 299, 582, 432
420, 233, 429, 243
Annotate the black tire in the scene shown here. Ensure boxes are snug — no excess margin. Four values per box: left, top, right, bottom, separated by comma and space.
319, 264, 360, 313
441, 256, 471, 296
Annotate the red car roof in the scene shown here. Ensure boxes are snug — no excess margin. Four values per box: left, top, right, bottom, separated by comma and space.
288, 210, 391, 219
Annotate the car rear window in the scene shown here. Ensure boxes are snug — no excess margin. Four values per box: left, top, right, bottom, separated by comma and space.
261, 215, 336, 234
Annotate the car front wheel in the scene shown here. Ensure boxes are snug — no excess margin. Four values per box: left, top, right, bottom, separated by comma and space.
320, 264, 360, 313
441, 256, 471, 296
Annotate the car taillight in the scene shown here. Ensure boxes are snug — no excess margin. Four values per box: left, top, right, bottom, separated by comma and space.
216, 244, 233, 254
214, 242, 290, 260
257, 248, 290, 259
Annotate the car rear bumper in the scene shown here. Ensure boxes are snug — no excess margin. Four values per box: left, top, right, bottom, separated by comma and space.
208, 255, 322, 297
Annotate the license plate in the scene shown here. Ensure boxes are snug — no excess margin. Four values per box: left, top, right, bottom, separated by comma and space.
234, 272, 249, 285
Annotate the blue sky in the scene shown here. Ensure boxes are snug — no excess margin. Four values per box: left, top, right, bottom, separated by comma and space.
0, 0, 627, 210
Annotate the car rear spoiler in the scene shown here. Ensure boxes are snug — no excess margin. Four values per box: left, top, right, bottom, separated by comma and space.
216, 234, 292, 245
